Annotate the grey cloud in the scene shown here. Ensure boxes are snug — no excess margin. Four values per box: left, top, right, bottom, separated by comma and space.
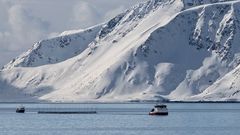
0, 0, 147, 67
71, 1, 101, 28
0, 1, 50, 67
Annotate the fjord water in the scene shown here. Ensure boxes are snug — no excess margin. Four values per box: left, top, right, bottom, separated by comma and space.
0, 103, 239, 135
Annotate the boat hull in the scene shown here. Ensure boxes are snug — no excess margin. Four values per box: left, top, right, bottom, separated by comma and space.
16, 109, 25, 113
149, 112, 168, 116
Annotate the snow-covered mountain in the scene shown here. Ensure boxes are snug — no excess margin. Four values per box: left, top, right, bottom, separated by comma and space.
1, 0, 240, 102
3, 25, 102, 69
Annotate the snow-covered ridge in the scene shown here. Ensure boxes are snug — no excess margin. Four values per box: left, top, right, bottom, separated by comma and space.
1, 0, 240, 102
152, 1, 240, 100
3, 0, 235, 70
3, 0, 179, 70
182, 0, 237, 8
92, 0, 181, 49
3, 25, 102, 69
59, 29, 84, 36
188, 1, 240, 62
98, 0, 176, 40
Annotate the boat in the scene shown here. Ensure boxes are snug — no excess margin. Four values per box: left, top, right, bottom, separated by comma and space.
149, 104, 168, 115
16, 105, 25, 113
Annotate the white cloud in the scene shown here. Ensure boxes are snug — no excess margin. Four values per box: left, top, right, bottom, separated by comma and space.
0, 0, 146, 67
104, 6, 126, 21
7, 4, 49, 49
71, 1, 100, 28
0, 1, 50, 67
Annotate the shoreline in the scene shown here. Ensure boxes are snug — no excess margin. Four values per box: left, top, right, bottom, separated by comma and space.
0, 101, 240, 104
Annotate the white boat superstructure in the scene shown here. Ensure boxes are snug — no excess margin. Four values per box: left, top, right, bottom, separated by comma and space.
149, 104, 168, 115
16, 105, 25, 113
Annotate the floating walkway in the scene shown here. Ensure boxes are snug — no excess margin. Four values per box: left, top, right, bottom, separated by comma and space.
37, 107, 97, 114
38, 111, 97, 114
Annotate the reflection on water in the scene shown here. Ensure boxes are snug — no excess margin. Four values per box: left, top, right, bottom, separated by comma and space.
0, 103, 240, 135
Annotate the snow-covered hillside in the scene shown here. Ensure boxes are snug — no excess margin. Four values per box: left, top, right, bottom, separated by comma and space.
3, 25, 102, 69
1, 0, 240, 102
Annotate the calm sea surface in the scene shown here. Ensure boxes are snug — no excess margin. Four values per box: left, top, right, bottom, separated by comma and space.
0, 103, 239, 135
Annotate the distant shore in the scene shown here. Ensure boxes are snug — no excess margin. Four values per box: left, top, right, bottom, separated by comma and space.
0, 100, 240, 104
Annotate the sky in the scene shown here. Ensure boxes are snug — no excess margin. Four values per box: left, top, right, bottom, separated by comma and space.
0, 0, 146, 67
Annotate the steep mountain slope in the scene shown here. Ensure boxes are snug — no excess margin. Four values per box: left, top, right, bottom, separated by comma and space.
183, 0, 236, 8
191, 63, 240, 101
167, 0, 240, 100
1, 0, 240, 102
3, 25, 102, 69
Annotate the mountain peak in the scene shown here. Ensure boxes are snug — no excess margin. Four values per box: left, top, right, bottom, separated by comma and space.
1, 0, 240, 102
181, 0, 238, 10
3, 25, 102, 69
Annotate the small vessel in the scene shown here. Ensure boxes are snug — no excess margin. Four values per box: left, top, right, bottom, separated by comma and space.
149, 104, 168, 115
16, 105, 25, 113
